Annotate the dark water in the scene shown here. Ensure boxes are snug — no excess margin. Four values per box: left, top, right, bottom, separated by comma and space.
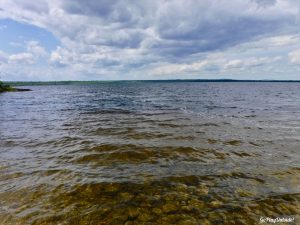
0, 82, 299, 225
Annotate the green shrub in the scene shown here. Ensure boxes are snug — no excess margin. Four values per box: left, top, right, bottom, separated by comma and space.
0, 81, 15, 92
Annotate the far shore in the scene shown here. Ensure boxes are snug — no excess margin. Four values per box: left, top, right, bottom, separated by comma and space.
0, 81, 31, 93
5, 79, 300, 87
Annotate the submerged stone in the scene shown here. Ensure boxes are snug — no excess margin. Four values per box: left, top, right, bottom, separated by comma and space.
137, 210, 154, 222
236, 188, 253, 198
162, 203, 178, 213
127, 207, 140, 219
209, 200, 223, 208
152, 208, 162, 215
120, 192, 134, 201
175, 184, 188, 192
195, 185, 209, 196
198, 218, 213, 225
188, 199, 205, 210
180, 219, 198, 225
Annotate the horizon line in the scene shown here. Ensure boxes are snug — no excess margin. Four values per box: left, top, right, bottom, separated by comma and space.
5, 79, 300, 83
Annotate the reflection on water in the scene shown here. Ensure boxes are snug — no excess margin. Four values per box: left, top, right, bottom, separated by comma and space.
0, 82, 299, 224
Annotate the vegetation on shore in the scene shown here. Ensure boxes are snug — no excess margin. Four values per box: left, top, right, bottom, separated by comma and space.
0, 80, 15, 92
0, 80, 31, 92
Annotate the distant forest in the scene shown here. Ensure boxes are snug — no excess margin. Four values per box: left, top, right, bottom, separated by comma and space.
6, 79, 300, 86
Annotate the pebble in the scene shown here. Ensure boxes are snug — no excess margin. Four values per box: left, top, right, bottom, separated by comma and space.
236, 188, 253, 197
128, 207, 140, 219
138, 211, 153, 222
175, 184, 188, 192
120, 192, 134, 201
162, 203, 178, 213
198, 218, 212, 225
181, 205, 193, 212
152, 208, 162, 215
209, 200, 222, 208
195, 185, 209, 196
188, 199, 205, 210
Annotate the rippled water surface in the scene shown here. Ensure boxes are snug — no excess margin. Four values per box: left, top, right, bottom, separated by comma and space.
0, 82, 299, 224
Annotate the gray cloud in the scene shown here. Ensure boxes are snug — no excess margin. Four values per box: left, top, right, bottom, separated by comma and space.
153, 0, 297, 58
62, 0, 118, 18
14, 0, 49, 14
254, 0, 277, 7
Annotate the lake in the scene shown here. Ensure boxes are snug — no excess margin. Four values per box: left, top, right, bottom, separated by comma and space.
0, 82, 299, 224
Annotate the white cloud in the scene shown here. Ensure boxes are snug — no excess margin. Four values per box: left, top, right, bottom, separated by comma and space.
3, 41, 47, 65
27, 41, 47, 57
224, 60, 244, 69
224, 56, 282, 70
288, 50, 300, 64
9, 52, 34, 64
152, 61, 209, 76
49, 47, 71, 67
267, 35, 299, 47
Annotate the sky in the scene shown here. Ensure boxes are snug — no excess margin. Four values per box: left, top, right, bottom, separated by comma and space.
0, 0, 300, 81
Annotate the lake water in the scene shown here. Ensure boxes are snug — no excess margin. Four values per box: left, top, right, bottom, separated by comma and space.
0, 82, 299, 224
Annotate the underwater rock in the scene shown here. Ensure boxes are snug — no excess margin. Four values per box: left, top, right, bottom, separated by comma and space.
137, 210, 154, 222
188, 199, 205, 210
174, 184, 188, 192
198, 218, 213, 225
120, 192, 134, 202
104, 183, 120, 193
181, 205, 193, 212
236, 188, 253, 198
127, 207, 140, 219
152, 208, 162, 215
162, 203, 178, 213
209, 200, 223, 208
195, 185, 209, 196
180, 219, 198, 225
164, 192, 178, 201
177, 192, 190, 201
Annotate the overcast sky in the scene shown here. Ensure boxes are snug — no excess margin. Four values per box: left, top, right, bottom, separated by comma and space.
0, 0, 300, 81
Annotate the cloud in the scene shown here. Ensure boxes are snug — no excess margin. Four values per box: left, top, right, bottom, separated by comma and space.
62, 0, 118, 18
27, 41, 47, 57
224, 56, 282, 71
254, 0, 277, 7
150, 55, 282, 76
289, 50, 300, 64
152, 0, 297, 56
49, 46, 71, 67
152, 61, 210, 76
13, 0, 49, 14
0, 0, 300, 80
9, 52, 34, 64
261, 35, 299, 47
2, 41, 47, 66
2, 0, 298, 53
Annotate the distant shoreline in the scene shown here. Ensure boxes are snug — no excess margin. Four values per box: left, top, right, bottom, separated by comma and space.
6, 79, 300, 86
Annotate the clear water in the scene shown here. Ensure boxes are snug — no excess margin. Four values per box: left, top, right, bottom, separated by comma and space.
0, 82, 299, 224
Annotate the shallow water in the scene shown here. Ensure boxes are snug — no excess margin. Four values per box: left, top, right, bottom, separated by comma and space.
0, 82, 299, 224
